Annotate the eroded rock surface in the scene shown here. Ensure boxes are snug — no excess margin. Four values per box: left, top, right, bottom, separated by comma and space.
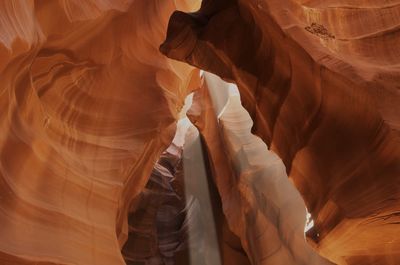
0, 1, 199, 264
161, 1, 400, 264
1, 0, 399, 264
188, 73, 334, 265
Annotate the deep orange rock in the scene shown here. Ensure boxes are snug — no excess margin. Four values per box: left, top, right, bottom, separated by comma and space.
1, 0, 400, 264
0, 1, 199, 264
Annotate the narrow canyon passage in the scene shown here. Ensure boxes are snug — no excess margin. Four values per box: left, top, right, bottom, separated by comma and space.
0, 1, 399, 265
121, 72, 334, 264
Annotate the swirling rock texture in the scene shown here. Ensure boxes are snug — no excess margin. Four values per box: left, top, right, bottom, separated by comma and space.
161, 0, 400, 264
0, 0, 200, 264
1, 0, 400, 265
122, 150, 187, 265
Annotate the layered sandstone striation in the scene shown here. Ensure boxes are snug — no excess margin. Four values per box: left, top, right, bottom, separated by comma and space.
0, 1, 199, 264
161, 0, 400, 264
1, 0, 399, 264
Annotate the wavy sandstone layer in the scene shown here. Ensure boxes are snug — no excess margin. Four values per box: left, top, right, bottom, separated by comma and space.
0, 1, 199, 264
161, 0, 400, 264
1, 0, 400, 264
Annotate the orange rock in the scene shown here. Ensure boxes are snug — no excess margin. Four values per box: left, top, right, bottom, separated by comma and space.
0, 1, 199, 264
161, 1, 400, 264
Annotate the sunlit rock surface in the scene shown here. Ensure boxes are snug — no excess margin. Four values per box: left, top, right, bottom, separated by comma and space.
1, 0, 400, 264
188, 73, 333, 265
161, 0, 400, 264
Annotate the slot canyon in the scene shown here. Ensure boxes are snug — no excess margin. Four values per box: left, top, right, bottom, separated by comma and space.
0, 0, 399, 265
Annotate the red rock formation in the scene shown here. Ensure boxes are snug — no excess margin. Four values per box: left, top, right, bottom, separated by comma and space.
122, 150, 193, 265
0, 1, 199, 264
1, 0, 400, 264
161, 1, 400, 264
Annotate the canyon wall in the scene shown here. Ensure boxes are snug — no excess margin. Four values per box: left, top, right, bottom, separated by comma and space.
0, 1, 199, 264
161, 0, 400, 264
188, 73, 334, 265
1, 0, 399, 264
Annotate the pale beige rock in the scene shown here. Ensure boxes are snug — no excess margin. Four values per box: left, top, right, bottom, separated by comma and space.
188, 73, 334, 265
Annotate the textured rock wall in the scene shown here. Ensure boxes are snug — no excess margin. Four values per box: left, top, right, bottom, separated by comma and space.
1, 0, 400, 264
122, 150, 193, 265
161, 0, 400, 264
188, 73, 333, 265
0, 1, 199, 264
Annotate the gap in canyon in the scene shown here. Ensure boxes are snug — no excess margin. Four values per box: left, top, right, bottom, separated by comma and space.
121, 71, 323, 264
